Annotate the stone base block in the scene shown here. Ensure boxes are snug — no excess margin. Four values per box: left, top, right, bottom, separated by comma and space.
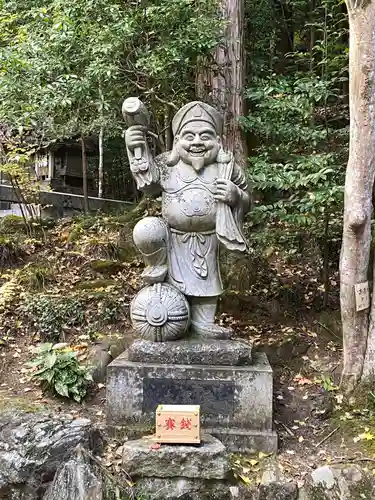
133, 477, 247, 500
122, 434, 230, 480
128, 338, 252, 366
107, 351, 277, 453
207, 428, 278, 454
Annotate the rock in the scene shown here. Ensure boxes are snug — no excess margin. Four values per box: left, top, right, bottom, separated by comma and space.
42, 447, 102, 500
88, 332, 135, 382
258, 482, 298, 500
88, 343, 112, 383
257, 457, 298, 500
0, 411, 101, 499
122, 434, 230, 480
76, 279, 118, 290
311, 466, 336, 489
128, 338, 252, 366
124, 477, 298, 500
260, 334, 309, 367
133, 477, 245, 500
90, 259, 123, 275
260, 456, 283, 484
300, 464, 375, 500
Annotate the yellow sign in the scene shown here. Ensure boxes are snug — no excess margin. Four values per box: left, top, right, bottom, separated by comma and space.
155, 404, 200, 444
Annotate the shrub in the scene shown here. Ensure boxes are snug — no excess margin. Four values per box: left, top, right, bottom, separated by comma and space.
23, 294, 84, 340
0, 215, 27, 234
17, 263, 53, 290
26, 343, 92, 402
80, 236, 120, 260
0, 235, 23, 268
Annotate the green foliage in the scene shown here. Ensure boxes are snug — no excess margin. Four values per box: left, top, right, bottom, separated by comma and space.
0, 146, 45, 236
0, 0, 223, 141
0, 235, 23, 268
320, 374, 338, 392
16, 263, 53, 290
23, 294, 84, 339
96, 295, 122, 324
0, 215, 27, 234
243, 73, 346, 231
0, 277, 20, 312
243, 0, 348, 273
26, 343, 92, 402
82, 239, 120, 260
67, 214, 123, 259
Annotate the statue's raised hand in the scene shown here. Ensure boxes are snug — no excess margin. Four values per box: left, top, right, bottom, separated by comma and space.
125, 125, 147, 152
215, 179, 240, 207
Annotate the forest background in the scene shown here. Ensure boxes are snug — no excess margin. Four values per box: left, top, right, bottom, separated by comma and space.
0, 0, 352, 390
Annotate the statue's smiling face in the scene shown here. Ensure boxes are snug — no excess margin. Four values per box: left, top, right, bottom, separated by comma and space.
176, 121, 220, 170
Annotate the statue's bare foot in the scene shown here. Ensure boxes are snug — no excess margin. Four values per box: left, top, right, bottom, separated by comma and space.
142, 265, 168, 284
190, 322, 233, 340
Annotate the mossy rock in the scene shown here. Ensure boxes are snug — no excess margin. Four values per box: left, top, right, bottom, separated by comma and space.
76, 279, 118, 290
116, 197, 162, 227
300, 464, 375, 500
67, 226, 83, 243
90, 259, 124, 275
0, 215, 27, 234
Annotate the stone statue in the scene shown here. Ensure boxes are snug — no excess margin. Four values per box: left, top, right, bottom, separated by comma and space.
123, 98, 250, 341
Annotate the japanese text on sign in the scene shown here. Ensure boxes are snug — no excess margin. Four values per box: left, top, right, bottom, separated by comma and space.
355, 282, 370, 312
164, 417, 193, 431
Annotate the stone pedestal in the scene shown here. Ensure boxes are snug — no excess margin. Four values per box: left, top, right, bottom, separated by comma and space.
121, 434, 242, 500
106, 338, 277, 453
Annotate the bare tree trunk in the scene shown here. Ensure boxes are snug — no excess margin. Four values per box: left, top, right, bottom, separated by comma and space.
98, 82, 104, 199
98, 126, 104, 198
309, 0, 316, 73
196, 0, 247, 165
341, 0, 375, 391
165, 106, 173, 152
323, 213, 330, 309
81, 136, 89, 213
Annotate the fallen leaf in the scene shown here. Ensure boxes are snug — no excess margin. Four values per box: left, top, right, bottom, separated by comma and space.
354, 432, 375, 443
294, 375, 313, 386
238, 474, 252, 485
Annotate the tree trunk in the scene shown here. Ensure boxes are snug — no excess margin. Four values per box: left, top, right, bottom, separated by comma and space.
309, 0, 315, 74
323, 213, 329, 309
196, 0, 247, 165
340, 0, 375, 391
165, 106, 173, 152
98, 126, 104, 198
81, 136, 89, 213
98, 82, 104, 199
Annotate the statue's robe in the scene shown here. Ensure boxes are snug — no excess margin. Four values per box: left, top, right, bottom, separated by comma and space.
140, 153, 249, 297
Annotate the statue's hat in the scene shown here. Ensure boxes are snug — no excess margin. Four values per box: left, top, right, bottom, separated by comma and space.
172, 101, 223, 135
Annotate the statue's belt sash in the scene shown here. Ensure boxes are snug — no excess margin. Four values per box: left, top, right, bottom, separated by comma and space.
169, 228, 215, 280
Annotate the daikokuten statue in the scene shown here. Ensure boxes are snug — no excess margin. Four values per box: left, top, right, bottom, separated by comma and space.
123, 98, 250, 341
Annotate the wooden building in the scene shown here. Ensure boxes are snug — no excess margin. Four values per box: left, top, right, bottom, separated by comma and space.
34, 139, 96, 196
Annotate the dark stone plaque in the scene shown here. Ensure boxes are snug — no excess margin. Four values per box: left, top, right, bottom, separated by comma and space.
142, 378, 235, 415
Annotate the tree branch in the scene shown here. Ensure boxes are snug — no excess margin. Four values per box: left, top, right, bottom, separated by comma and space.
122, 69, 178, 111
